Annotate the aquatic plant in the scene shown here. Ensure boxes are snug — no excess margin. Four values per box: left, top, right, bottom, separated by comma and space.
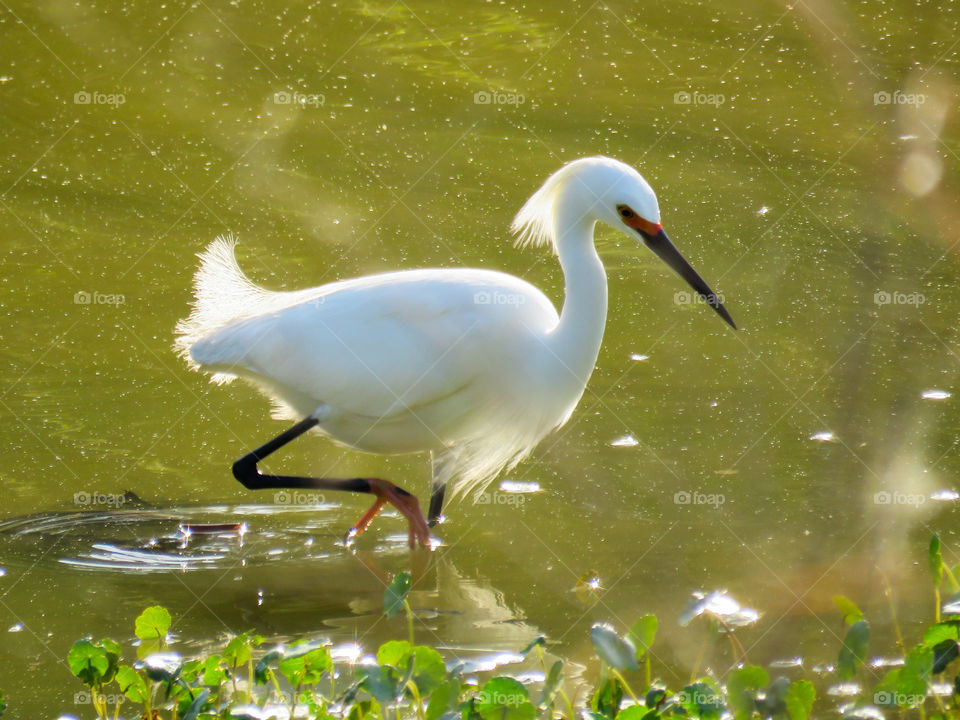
54, 535, 960, 720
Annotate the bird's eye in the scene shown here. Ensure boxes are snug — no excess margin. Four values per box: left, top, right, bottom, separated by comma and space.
617, 205, 634, 219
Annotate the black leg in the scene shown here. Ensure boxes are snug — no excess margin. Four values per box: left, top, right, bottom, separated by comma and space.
231, 417, 431, 547
233, 417, 370, 494
427, 481, 446, 527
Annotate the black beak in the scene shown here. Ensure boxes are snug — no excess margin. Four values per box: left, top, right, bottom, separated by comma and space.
639, 227, 736, 330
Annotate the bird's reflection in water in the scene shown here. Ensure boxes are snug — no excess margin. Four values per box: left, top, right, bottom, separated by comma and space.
0, 502, 573, 683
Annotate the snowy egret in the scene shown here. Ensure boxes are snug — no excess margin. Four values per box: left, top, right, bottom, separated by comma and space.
174, 156, 735, 548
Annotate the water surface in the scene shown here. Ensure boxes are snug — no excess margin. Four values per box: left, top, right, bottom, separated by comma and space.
1, 1, 959, 716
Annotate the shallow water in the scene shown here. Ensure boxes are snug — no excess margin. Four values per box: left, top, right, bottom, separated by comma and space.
1, 0, 959, 716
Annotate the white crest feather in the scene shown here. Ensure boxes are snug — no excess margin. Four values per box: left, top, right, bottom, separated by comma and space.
510, 165, 570, 253
173, 234, 269, 372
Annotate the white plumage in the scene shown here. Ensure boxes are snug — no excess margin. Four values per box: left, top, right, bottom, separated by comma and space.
175, 156, 733, 535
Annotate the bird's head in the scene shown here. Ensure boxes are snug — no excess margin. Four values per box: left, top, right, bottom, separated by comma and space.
512, 156, 736, 329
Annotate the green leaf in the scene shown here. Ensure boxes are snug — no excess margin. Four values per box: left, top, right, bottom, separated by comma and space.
627, 615, 658, 659
279, 646, 332, 686
98, 637, 122, 684
377, 640, 413, 668
785, 680, 815, 720
592, 677, 623, 719
411, 646, 446, 694
347, 699, 382, 720
897, 644, 932, 701
677, 681, 724, 720
874, 658, 928, 709
519, 636, 546, 657
68, 639, 109, 686
874, 668, 903, 706
590, 623, 639, 672
356, 664, 401, 705
426, 678, 461, 720
223, 633, 252, 667
932, 639, 959, 674
838, 620, 870, 681
134, 606, 171, 642
254, 649, 283, 684
181, 687, 210, 720
645, 688, 666, 709
931, 535, 944, 588
477, 677, 535, 720
201, 654, 227, 686
538, 660, 563, 709
616, 706, 649, 720
923, 622, 960, 648
726, 665, 769, 720
384, 571, 412, 618
832, 596, 864, 626
115, 665, 149, 703
178, 659, 202, 684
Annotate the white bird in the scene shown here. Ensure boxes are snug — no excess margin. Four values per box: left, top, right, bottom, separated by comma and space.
174, 156, 735, 548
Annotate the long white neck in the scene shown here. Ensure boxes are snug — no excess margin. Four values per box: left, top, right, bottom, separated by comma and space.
547, 197, 608, 392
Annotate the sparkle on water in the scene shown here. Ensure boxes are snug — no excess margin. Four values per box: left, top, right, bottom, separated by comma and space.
2, 1, 960, 717
498, 480, 541, 494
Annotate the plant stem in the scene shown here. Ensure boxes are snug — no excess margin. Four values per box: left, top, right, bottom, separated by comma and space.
690, 633, 710, 683
879, 566, 906, 656
610, 668, 638, 702
291, 680, 302, 718
404, 599, 415, 645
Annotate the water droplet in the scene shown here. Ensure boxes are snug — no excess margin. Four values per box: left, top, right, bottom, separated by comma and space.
931, 489, 959, 501
499, 480, 540, 494
8, 624, 22, 633
610, 434, 639, 447
827, 682, 861, 697
629, 353, 649, 361
757, 206, 769, 215
922, 389, 951, 400
809, 431, 835, 442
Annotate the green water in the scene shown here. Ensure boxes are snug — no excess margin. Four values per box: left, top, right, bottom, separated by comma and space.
2, 0, 959, 716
